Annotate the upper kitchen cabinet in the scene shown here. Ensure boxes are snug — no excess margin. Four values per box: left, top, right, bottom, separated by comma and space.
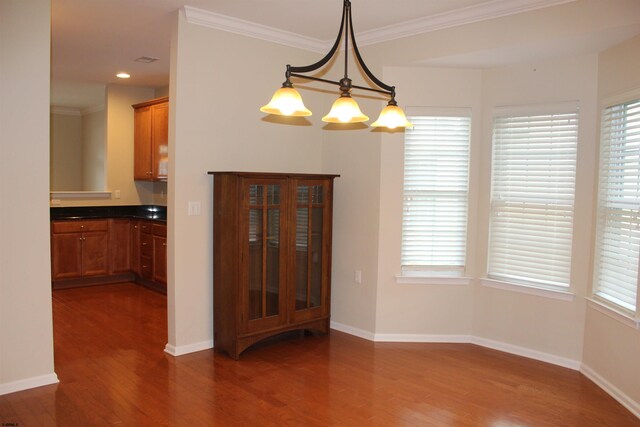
133, 97, 168, 181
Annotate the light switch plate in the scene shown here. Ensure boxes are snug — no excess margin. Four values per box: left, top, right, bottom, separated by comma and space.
188, 201, 201, 216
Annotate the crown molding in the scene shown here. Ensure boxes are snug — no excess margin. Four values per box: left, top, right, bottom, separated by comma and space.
356, 0, 578, 46
81, 104, 105, 116
51, 106, 81, 116
183, 6, 326, 53
184, 0, 576, 53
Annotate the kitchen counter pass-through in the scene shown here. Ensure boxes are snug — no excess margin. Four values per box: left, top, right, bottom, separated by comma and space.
50, 205, 167, 293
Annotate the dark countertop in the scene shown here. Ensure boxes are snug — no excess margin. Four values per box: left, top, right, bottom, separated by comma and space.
50, 205, 166, 222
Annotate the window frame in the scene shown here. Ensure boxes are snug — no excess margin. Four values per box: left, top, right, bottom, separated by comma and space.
399, 107, 472, 280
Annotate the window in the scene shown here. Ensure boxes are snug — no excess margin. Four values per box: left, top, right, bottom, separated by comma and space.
593, 98, 640, 313
401, 109, 471, 275
487, 104, 579, 289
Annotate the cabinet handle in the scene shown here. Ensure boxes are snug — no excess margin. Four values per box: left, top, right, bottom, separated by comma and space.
142, 243, 148, 246
162, 242, 166, 246
134, 225, 138, 229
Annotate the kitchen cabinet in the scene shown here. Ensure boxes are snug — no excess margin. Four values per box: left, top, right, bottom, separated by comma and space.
109, 219, 131, 274
51, 220, 109, 281
51, 217, 167, 293
133, 97, 168, 181
209, 171, 338, 359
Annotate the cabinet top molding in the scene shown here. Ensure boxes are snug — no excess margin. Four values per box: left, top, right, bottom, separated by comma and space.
131, 96, 169, 109
208, 171, 340, 179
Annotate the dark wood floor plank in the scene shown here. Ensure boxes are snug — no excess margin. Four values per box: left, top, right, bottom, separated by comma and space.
0, 283, 637, 426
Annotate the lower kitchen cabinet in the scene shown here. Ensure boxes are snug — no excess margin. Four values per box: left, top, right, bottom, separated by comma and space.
51, 218, 167, 292
51, 220, 109, 281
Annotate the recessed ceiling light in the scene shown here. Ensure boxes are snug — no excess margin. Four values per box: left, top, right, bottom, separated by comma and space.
116, 72, 130, 79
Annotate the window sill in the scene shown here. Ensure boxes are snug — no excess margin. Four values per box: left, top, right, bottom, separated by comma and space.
480, 278, 575, 302
586, 297, 639, 330
395, 274, 472, 286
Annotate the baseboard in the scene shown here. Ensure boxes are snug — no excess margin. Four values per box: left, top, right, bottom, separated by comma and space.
331, 323, 581, 370
581, 363, 640, 419
330, 321, 376, 341
0, 373, 59, 396
471, 336, 581, 370
374, 333, 471, 343
164, 340, 214, 357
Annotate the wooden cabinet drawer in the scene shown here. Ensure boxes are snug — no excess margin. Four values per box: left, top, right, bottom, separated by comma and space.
140, 221, 152, 234
140, 234, 153, 256
52, 219, 108, 234
140, 256, 153, 279
152, 223, 166, 237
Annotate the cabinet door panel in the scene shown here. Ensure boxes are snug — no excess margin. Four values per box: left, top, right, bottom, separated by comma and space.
153, 236, 167, 285
109, 219, 131, 274
290, 181, 329, 323
134, 106, 152, 180
243, 180, 287, 333
51, 233, 83, 280
151, 102, 169, 180
82, 231, 109, 277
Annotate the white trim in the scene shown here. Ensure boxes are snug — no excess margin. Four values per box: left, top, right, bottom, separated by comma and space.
81, 104, 105, 116
183, 1, 576, 52
471, 336, 581, 370
330, 321, 376, 341
0, 373, 59, 396
164, 339, 213, 357
50, 191, 112, 200
480, 278, 576, 302
183, 6, 326, 53
50, 106, 81, 116
395, 275, 472, 285
586, 297, 640, 329
356, 0, 577, 47
374, 333, 471, 343
581, 364, 640, 419
600, 88, 640, 110
332, 324, 581, 370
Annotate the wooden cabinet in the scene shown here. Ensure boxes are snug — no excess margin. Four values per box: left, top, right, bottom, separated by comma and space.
51, 220, 109, 281
51, 218, 167, 293
109, 219, 131, 274
133, 97, 168, 181
210, 171, 338, 359
135, 220, 167, 292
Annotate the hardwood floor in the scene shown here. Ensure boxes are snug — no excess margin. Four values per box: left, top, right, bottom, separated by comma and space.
0, 283, 637, 426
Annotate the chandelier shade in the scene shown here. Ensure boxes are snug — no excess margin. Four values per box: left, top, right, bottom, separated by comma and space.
260, 86, 311, 117
260, 0, 411, 130
322, 95, 369, 123
371, 102, 413, 129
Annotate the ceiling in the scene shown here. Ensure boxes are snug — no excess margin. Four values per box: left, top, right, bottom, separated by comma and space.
51, 0, 638, 108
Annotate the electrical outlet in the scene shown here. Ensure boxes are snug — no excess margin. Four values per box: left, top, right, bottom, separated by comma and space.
114, 190, 121, 199
354, 270, 362, 284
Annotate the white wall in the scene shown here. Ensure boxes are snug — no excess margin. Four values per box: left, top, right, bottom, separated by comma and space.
54, 84, 161, 207
82, 108, 106, 191
582, 34, 640, 414
374, 67, 483, 337
50, 112, 83, 190
473, 54, 599, 364
168, 10, 325, 352
0, 0, 57, 394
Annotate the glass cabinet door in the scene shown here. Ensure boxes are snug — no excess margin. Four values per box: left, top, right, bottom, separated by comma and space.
245, 181, 285, 331
293, 182, 327, 319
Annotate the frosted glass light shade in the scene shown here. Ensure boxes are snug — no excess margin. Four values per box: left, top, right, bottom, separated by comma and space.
371, 104, 413, 129
322, 95, 369, 123
260, 87, 312, 117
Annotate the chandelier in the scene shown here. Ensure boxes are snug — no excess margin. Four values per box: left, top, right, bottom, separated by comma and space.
260, 0, 412, 129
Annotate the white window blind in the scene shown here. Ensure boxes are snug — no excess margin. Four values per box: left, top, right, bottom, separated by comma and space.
401, 111, 471, 273
487, 106, 579, 288
593, 98, 640, 313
